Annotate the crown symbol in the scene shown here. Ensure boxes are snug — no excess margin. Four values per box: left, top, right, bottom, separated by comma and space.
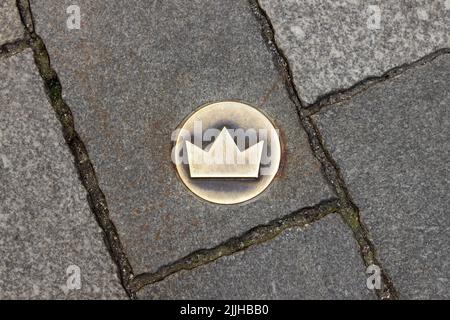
185, 127, 264, 178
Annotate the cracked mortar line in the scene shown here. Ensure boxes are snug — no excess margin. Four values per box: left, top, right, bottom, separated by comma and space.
249, 0, 399, 299
130, 199, 339, 293
0, 38, 29, 61
304, 48, 450, 116
15, 0, 135, 299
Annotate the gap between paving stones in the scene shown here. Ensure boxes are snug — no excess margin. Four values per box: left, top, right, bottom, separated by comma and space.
0, 38, 29, 61
249, 0, 399, 300
15, 0, 136, 299
304, 48, 450, 116
130, 199, 339, 293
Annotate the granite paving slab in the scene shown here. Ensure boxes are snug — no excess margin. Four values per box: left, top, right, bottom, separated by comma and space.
0, 51, 126, 299
0, 0, 24, 45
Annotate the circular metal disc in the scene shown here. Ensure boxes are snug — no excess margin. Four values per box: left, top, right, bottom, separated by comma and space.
173, 101, 281, 204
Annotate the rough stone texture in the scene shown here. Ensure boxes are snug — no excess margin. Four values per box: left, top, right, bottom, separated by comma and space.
0, 0, 24, 45
313, 54, 450, 299
138, 214, 375, 299
0, 51, 126, 299
31, 0, 334, 274
259, 0, 450, 104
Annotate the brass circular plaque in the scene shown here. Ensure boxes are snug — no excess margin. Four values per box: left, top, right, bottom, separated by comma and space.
172, 101, 281, 204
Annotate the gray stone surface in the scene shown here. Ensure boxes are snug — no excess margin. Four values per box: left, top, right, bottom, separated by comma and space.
138, 214, 374, 299
31, 0, 334, 274
313, 54, 450, 299
0, 51, 126, 299
260, 0, 450, 104
0, 0, 24, 45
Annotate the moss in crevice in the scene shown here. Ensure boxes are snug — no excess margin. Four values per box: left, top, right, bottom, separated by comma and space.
131, 199, 339, 293
249, 0, 399, 300
0, 38, 29, 61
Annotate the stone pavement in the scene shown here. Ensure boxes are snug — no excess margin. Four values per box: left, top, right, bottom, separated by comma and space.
0, 50, 125, 299
0, 0, 448, 299
312, 54, 450, 299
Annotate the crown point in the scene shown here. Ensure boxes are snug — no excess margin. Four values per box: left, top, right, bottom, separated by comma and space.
185, 127, 264, 179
